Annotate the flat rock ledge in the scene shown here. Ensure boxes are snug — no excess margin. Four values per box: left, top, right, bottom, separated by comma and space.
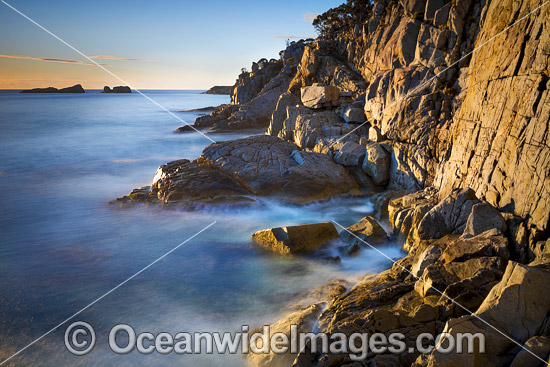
252, 222, 338, 255
112, 135, 362, 208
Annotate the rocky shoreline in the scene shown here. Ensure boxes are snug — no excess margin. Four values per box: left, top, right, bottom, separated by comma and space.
115, 0, 550, 365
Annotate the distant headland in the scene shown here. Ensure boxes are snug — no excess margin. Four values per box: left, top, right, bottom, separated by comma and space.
201, 86, 232, 95
20, 84, 85, 93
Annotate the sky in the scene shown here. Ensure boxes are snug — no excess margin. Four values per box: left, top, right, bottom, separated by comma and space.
0, 0, 341, 90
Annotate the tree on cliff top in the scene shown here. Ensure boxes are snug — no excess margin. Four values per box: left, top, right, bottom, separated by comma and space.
313, 0, 374, 37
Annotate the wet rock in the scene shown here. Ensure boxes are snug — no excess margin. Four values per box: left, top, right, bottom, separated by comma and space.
149, 158, 256, 207
121, 136, 361, 207
251, 222, 338, 255
338, 216, 389, 245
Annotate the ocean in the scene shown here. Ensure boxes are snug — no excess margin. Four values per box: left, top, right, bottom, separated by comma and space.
0, 89, 403, 366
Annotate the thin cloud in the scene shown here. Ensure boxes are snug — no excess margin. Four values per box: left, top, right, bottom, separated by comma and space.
304, 12, 320, 22
0, 54, 105, 66
89, 55, 152, 62
273, 35, 302, 40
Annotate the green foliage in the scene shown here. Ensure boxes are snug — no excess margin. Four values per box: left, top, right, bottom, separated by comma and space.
312, 0, 374, 37
240, 67, 249, 75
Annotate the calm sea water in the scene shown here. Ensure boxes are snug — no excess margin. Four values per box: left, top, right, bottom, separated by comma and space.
0, 90, 403, 366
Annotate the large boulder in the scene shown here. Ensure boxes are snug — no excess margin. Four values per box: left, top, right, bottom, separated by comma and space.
338, 216, 389, 245
462, 202, 507, 238
251, 222, 338, 255
300, 85, 339, 109
114, 158, 256, 207
416, 188, 480, 240
202, 135, 361, 203
118, 136, 361, 206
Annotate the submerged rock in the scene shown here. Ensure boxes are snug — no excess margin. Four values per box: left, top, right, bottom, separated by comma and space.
251, 222, 338, 255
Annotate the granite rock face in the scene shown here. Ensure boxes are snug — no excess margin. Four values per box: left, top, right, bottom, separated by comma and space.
434, 0, 550, 246
300, 85, 340, 109
177, 43, 306, 132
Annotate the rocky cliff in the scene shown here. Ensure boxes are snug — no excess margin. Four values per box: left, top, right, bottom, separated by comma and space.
124, 0, 550, 365
181, 0, 549, 254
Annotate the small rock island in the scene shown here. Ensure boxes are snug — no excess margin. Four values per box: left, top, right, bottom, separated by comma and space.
103, 86, 131, 93
20, 84, 85, 93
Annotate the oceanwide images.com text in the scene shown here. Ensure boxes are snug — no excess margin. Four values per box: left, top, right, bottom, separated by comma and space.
65, 322, 485, 360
